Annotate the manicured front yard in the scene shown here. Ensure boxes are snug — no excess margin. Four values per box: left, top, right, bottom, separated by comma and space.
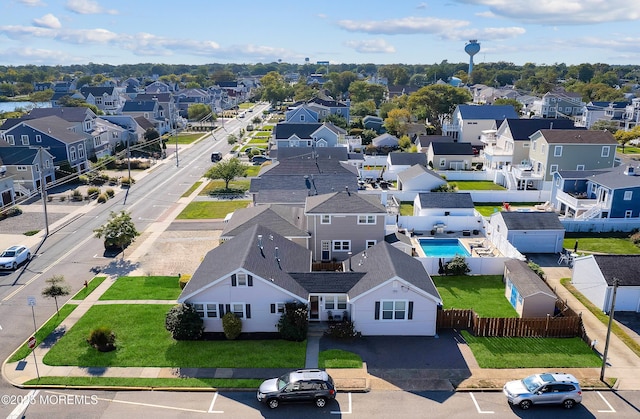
99, 276, 181, 300
319, 349, 363, 369
166, 133, 203, 144
199, 179, 250, 195
461, 331, 602, 368
564, 233, 640, 254
176, 201, 250, 219
44, 304, 306, 368
433, 275, 518, 318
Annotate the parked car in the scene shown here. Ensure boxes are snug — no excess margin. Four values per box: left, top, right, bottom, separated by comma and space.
0, 245, 31, 270
251, 155, 272, 165
503, 372, 582, 410
257, 369, 336, 409
211, 152, 222, 162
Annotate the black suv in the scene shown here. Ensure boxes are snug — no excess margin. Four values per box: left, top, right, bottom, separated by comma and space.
257, 369, 336, 409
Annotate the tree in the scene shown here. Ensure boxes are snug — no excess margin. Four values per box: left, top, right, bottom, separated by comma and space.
165, 304, 204, 340
277, 302, 308, 341
384, 108, 411, 137
205, 157, 248, 189
187, 103, 212, 121
408, 85, 472, 132
493, 98, 523, 114
323, 113, 348, 129
93, 210, 140, 251
41, 275, 71, 314
222, 312, 242, 340
398, 135, 412, 151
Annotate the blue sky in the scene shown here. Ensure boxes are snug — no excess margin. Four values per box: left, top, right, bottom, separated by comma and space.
1, 0, 639, 67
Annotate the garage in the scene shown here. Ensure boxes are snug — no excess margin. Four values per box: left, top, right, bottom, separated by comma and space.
489, 211, 565, 254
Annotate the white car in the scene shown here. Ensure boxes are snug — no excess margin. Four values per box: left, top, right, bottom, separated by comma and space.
0, 245, 31, 270
503, 372, 582, 410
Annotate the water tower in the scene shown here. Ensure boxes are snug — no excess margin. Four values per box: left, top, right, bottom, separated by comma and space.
464, 40, 481, 76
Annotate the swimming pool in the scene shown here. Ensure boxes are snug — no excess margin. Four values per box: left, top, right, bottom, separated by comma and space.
418, 238, 470, 258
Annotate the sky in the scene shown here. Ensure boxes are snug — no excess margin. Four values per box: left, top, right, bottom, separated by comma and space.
1, 0, 640, 68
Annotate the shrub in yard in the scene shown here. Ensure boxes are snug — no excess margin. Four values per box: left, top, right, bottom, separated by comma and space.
277, 302, 308, 341
165, 303, 204, 340
97, 193, 108, 203
88, 326, 116, 352
178, 274, 191, 289
528, 261, 545, 279
326, 320, 359, 339
222, 312, 242, 340
445, 255, 470, 275
631, 230, 640, 247
105, 188, 115, 198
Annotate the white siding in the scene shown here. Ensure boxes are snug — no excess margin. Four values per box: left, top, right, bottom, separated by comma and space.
509, 231, 564, 253
571, 256, 609, 311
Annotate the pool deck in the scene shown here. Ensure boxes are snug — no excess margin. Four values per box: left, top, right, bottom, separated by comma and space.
412, 231, 501, 258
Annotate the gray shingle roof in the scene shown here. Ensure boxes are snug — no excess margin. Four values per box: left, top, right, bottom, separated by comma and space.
122, 101, 157, 112
305, 191, 386, 214
396, 164, 442, 183
389, 152, 427, 166
28, 107, 95, 122
0, 146, 38, 165
504, 259, 556, 298
593, 255, 640, 286
569, 164, 640, 189
21, 116, 89, 144
289, 272, 365, 293
348, 242, 441, 301
418, 192, 474, 209
384, 232, 412, 246
500, 118, 577, 140
430, 142, 474, 155
537, 129, 617, 144
274, 123, 322, 140
498, 211, 565, 230
221, 205, 308, 238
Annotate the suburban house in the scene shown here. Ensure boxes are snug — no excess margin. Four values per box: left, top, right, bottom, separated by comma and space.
551, 164, 640, 220
526, 129, 618, 187
487, 211, 565, 254
134, 93, 178, 129
413, 192, 480, 232
532, 89, 585, 119
362, 115, 384, 133
396, 164, 446, 192
305, 190, 386, 262
0, 146, 55, 196
145, 81, 173, 94
481, 118, 576, 172
272, 122, 346, 149
78, 86, 123, 113
0, 115, 91, 172
178, 224, 442, 336
249, 147, 358, 205
384, 152, 428, 181
579, 101, 629, 129
414, 135, 451, 153
426, 142, 474, 171
0, 175, 14, 207
285, 105, 319, 124
307, 97, 350, 123
121, 100, 169, 134
504, 259, 557, 318
441, 105, 519, 146
371, 133, 399, 148
571, 255, 640, 312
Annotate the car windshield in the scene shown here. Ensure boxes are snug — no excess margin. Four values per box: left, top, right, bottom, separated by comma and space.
277, 373, 290, 390
1, 251, 16, 257
522, 375, 543, 392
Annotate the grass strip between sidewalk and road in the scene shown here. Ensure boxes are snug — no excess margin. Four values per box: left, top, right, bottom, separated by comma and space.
180, 181, 202, 198
9, 304, 78, 363
461, 330, 602, 368
43, 304, 306, 368
24, 377, 262, 388
71, 276, 107, 301
319, 349, 363, 369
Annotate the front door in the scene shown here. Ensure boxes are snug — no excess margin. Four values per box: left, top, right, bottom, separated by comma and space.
321, 241, 330, 261
309, 296, 319, 320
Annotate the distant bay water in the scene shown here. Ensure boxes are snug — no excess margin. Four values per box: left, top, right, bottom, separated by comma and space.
0, 101, 50, 112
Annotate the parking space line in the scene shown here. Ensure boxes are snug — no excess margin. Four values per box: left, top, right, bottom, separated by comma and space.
469, 393, 494, 414
596, 391, 616, 413
331, 392, 352, 415
207, 392, 223, 414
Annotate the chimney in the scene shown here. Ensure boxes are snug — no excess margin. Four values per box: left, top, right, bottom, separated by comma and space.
275, 246, 280, 261
348, 252, 352, 271
258, 234, 263, 249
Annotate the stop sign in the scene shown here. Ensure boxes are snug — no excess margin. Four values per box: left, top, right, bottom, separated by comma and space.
28, 336, 36, 349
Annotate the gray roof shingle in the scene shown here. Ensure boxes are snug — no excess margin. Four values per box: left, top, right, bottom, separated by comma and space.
498, 211, 565, 230
593, 255, 640, 286
418, 192, 474, 209
305, 191, 386, 214
504, 259, 556, 298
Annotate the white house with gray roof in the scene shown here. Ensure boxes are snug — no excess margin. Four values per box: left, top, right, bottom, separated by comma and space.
413, 192, 480, 232
178, 224, 442, 336
488, 211, 565, 254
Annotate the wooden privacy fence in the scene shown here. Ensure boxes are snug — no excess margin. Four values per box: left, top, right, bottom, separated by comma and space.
437, 300, 587, 339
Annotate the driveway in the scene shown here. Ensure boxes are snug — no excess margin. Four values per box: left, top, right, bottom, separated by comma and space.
320, 330, 471, 390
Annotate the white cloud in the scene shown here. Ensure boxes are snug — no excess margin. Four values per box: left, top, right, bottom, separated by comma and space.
337, 16, 469, 34
344, 39, 396, 54
33, 14, 61, 29
455, 0, 640, 24
19, 0, 46, 6
65, 0, 118, 15
0, 47, 80, 65
416, 2, 428, 9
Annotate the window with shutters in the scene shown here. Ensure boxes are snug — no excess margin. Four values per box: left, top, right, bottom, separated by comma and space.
231, 303, 247, 318
271, 302, 285, 314
231, 273, 253, 287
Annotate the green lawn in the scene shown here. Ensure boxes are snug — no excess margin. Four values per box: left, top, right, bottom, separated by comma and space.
619, 146, 640, 154
43, 305, 306, 368
461, 331, 602, 368
176, 201, 250, 219
319, 349, 363, 369
244, 166, 261, 177
99, 276, 181, 300
563, 234, 640, 254
25, 377, 262, 388
166, 134, 203, 144
400, 202, 414, 216
181, 181, 202, 198
199, 179, 251, 195
452, 181, 506, 191
71, 276, 107, 301
433, 275, 518, 318
9, 304, 78, 362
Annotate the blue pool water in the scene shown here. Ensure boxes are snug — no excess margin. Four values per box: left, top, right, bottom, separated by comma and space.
419, 239, 470, 257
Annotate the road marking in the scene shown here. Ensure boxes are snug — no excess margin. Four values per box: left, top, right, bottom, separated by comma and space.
469, 393, 494, 414
44, 390, 209, 414
596, 391, 616, 413
207, 392, 224, 413
7, 390, 40, 419
331, 392, 352, 414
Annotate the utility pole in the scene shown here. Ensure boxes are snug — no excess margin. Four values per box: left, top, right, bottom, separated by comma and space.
175, 127, 179, 167
600, 277, 620, 381
31, 146, 50, 236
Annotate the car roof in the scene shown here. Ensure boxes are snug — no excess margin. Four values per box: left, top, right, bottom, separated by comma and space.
6, 245, 25, 251
289, 369, 330, 382
540, 373, 579, 384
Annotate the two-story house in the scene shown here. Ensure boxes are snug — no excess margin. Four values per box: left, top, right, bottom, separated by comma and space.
272, 122, 346, 149
121, 100, 168, 134
441, 104, 518, 146
579, 101, 628, 129
78, 86, 123, 114
305, 190, 386, 262
527, 129, 618, 188
0, 146, 55, 196
532, 89, 584, 119
551, 164, 640, 221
